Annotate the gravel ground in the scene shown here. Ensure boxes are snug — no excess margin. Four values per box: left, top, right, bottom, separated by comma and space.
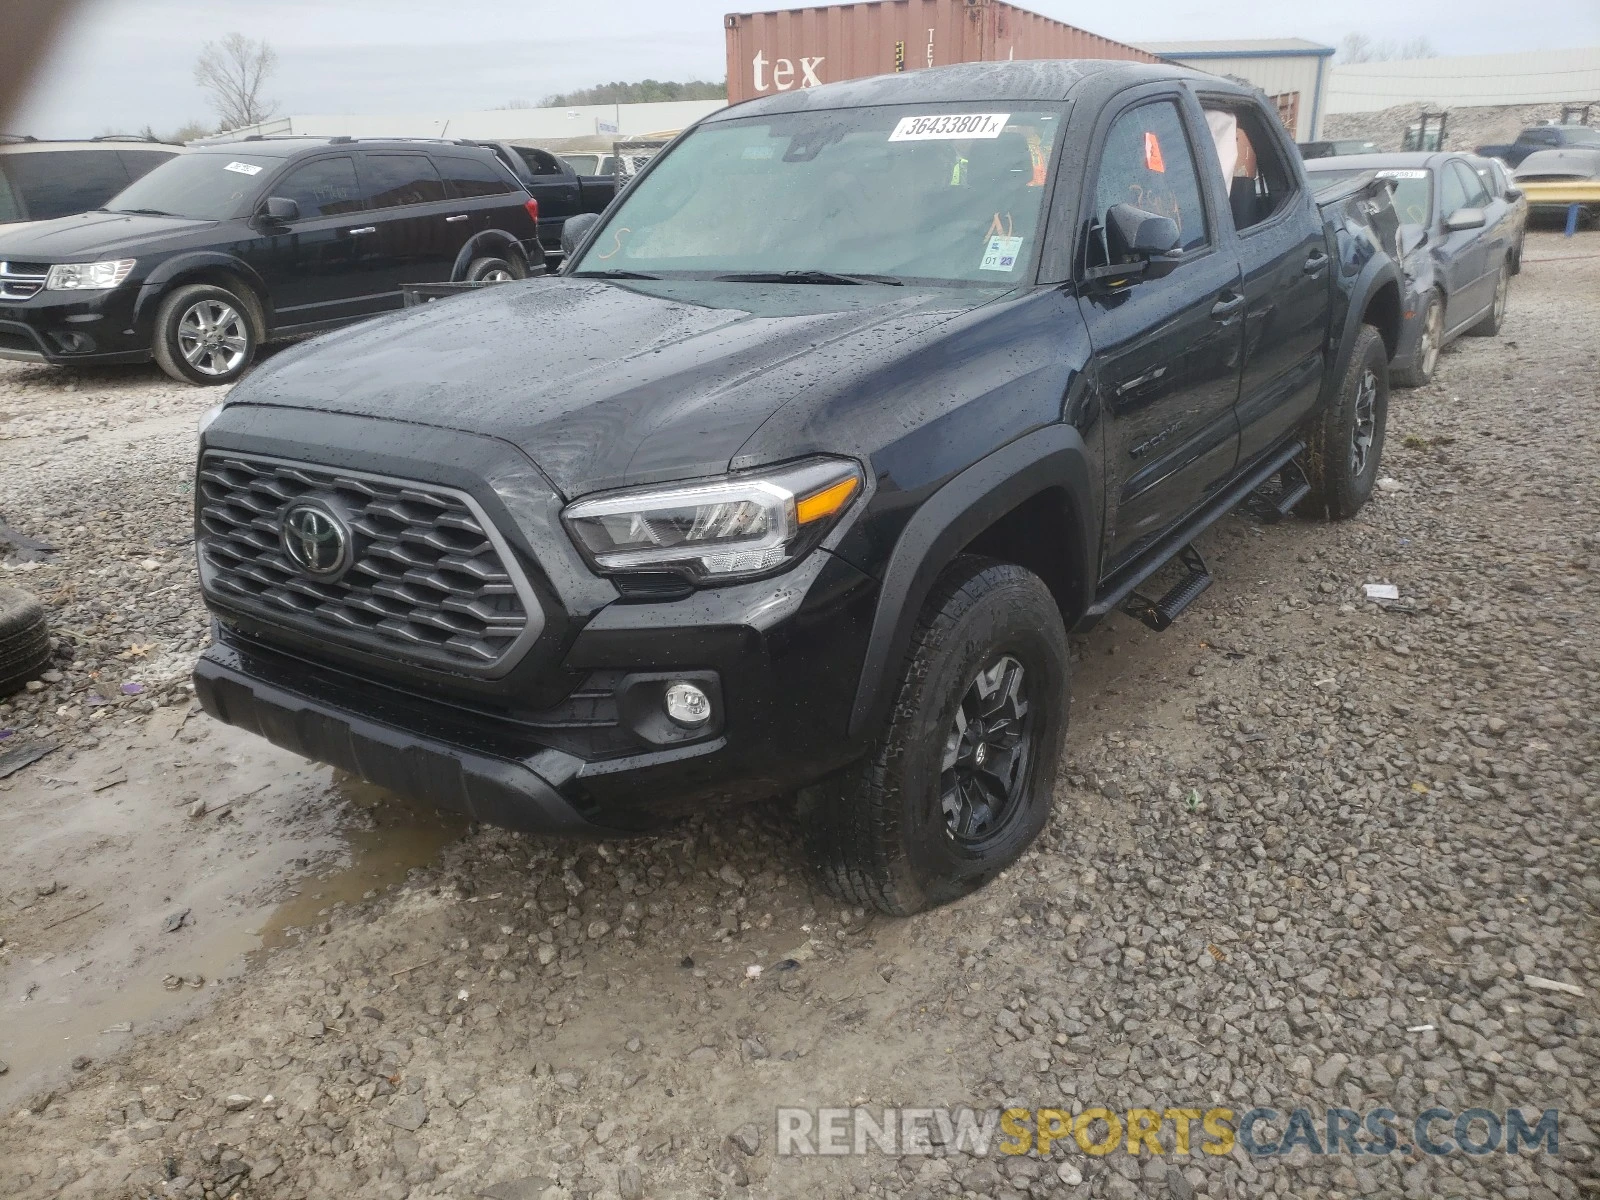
0, 234, 1596, 1200
1322, 102, 1596, 154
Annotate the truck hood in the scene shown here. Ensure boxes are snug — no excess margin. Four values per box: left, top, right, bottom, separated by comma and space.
227, 275, 999, 496
0, 210, 216, 259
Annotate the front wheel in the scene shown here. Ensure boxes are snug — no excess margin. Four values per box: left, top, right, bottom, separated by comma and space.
804, 557, 1069, 916
151, 284, 257, 386
1391, 291, 1442, 388
1299, 323, 1389, 521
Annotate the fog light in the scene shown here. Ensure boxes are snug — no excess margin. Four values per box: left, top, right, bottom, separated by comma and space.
664, 682, 711, 727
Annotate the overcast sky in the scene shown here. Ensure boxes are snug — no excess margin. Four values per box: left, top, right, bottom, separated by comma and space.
13, 0, 1600, 137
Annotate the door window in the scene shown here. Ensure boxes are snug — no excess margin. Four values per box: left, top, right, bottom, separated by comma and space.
436, 155, 513, 198
1202, 103, 1297, 232
513, 147, 566, 177
1451, 161, 1490, 209
3, 150, 131, 220
274, 157, 363, 218
1089, 100, 1209, 265
1438, 164, 1470, 217
360, 154, 446, 209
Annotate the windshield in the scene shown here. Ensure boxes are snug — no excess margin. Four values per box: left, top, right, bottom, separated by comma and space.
1309, 166, 1432, 226
1563, 128, 1600, 147
104, 152, 275, 220
572, 105, 1063, 284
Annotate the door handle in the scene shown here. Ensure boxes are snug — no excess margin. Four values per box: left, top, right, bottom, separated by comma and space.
1303, 250, 1330, 275
1210, 291, 1245, 320
347, 226, 377, 236
445, 214, 469, 223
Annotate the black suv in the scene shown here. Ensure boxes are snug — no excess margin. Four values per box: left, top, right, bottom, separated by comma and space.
193, 62, 1403, 914
0, 137, 539, 384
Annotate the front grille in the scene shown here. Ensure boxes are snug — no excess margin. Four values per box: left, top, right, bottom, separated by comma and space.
0, 261, 47, 301
198, 453, 542, 675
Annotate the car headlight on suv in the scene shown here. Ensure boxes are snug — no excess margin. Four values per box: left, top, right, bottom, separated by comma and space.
563, 457, 863, 583
45, 259, 137, 291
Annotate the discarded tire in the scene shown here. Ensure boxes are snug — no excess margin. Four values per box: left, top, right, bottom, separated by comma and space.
0, 585, 51, 697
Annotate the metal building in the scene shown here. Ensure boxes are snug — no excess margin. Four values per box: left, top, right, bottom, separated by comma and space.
1138, 38, 1336, 141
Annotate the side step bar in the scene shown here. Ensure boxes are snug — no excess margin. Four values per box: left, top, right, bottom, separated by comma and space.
1243, 457, 1311, 524
1079, 439, 1305, 632
1121, 543, 1212, 632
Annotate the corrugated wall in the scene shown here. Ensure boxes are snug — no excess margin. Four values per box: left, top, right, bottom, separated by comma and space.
725, 0, 1158, 104
1327, 48, 1600, 114
1161, 55, 1327, 140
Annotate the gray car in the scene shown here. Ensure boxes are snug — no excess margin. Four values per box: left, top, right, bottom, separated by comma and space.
1305, 152, 1516, 387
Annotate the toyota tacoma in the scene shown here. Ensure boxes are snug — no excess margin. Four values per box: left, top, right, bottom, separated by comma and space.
192, 61, 1402, 914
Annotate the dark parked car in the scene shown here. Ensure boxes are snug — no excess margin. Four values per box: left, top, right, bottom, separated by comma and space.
1476, 124, 1600, 169
0, 136, 181, 227
192, 61, 1402, 914
1297, 138, 1379, 160
472, 142, 616, 262
1305, 152, 1516, 387
0, 137, 539, 384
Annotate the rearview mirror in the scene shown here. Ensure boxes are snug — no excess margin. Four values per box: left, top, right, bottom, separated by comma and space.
259, 196, 299, 224
560, 212, 602, 260
1444, 207, 1485, 232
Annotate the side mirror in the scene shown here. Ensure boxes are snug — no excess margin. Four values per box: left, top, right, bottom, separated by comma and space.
1504, 186, 1524, 202
1444, 207, 1485, 233
1084, 203, 1183, 283
259, 196, 299, 224
560, 212, 601, 260
1397, 223, 1428, 259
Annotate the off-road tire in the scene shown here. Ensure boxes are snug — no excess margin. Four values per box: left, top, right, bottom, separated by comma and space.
0, 585, 50, 698
465, 256, 523, 283
1467, 258, 1510, 336
1299, 323, 1389, 521
151, 283, 259, 386
1390, 291, 1442, 388
803, 557, 1070, 916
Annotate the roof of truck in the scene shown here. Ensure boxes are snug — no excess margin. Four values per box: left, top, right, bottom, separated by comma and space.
714, 60, 1226, 119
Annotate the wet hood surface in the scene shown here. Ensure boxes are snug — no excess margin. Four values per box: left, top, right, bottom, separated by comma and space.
226, 276, 998, 496
0, 210, 217, 259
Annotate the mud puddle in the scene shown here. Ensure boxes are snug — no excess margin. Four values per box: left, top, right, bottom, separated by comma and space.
0, 708, 464, 1107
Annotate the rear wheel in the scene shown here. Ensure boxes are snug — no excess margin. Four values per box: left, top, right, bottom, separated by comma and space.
152, 284, 257, 385
1299, 323, 1389, 521
1467, 259, 1510, 336
804, 557, 1069, 916
1391, 291, 1442, 388
466, 256, 522, 283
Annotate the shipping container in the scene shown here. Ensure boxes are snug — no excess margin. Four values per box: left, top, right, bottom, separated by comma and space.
724, 0, 1160, 105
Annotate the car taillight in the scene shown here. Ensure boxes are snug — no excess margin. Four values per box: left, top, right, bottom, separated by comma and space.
524, 197, 539, 223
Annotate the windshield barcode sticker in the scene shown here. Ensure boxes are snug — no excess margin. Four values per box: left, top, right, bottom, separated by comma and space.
224, 161, 263, 175
889, 113, 1010, 142
1375, 169, 1429, 179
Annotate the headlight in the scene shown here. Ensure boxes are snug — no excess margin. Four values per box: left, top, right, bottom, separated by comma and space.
45, 259, 136, 291
563, 457, 863, 583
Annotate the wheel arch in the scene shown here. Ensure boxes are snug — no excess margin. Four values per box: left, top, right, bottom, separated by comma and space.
452, 229, 529, 280
847, 425, 1098, 739
136, 255, 271, 341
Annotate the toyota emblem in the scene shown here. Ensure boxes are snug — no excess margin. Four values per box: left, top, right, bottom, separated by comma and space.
281, 503, 350, 578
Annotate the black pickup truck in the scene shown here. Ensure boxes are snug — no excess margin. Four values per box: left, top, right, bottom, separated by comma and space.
192, 61, 1402, 914
1476, 124, 1600, 168
473, 141, 617, 262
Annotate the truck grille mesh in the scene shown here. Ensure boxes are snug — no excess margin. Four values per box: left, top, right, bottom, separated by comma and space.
197, 454, 536, 673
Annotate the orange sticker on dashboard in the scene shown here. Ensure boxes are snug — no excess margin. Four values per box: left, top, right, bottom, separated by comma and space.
1145, 132, 1166, 173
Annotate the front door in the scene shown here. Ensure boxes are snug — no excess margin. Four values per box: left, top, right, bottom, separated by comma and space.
1078, 94, 1244, 572
240, 154, 384, 328
1435, 159, 1491, 332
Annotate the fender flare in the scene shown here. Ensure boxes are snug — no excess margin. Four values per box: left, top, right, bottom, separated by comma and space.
847, 424, 1098, 738
452, 229, 527, 279
1327, 253, 1403, 397
133, 253, 272, 335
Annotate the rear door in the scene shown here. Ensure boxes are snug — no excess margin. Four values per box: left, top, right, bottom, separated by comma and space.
435, 152, 523, 247
1202, 98, 1333, 464
236, 154, 380, 327
354, 151, 457, 305
1435, 160, 1491, 330
1077, 90, 1245, 572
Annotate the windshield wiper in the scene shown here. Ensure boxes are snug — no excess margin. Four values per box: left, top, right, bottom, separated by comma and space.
112, 207, 180, 217
572, 268, 662, 280
713, 270, 903, 286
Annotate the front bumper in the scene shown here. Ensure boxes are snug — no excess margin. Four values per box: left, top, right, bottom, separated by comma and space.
0, 287, 149, 365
